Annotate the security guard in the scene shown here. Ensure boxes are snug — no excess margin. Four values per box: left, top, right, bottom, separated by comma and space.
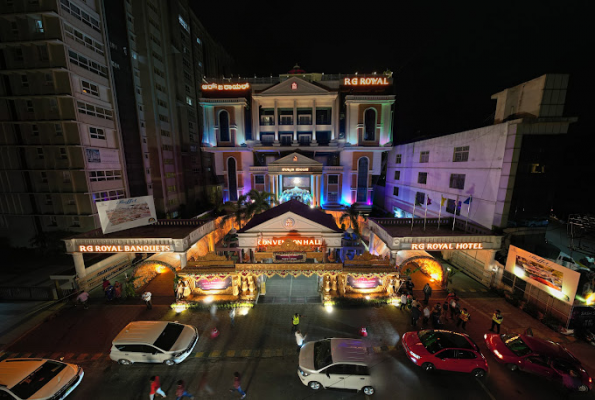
489, 309, 503, 333
292, 313, 304, 333
457, 308, 471, 330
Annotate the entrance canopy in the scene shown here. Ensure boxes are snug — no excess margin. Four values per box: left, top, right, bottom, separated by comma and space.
263, 153, 324, 206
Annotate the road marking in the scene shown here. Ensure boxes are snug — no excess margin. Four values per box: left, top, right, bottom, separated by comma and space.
194, 352, 204, 358
241, 350, 251, 357
77, 353, 89, 361
208, 350, 221, 358
64, 353, 75, 360
50, 352, 61, 360
90, 353, 103, 361
477, 378, 497, 400
262, 349, 273, 357
226, 350, 235, 357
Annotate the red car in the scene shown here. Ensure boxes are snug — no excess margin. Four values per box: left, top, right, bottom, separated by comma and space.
402, 329, 489, 378
485, 333, 593, 392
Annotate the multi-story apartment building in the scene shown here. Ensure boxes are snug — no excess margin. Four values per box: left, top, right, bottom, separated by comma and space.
103, 0, 232, 219
0, 0, 128, 247
384, 74, 576, 230
200, 69, 395, 210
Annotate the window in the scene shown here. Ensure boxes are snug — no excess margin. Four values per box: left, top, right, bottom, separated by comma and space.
34, 19, 44, 33
278, 109, 293, 125
186, 97, 193, 106
162, 144, 173, 151
11, 21, 18, 35
157, 99, 168, 108
89, 127, 105, 140
37, 45, 49, 61
393, 187, 399, 196
357, 157, 369, 203
364, 108, 376, 141
227, 157, 237, 201
158, 114, 169, 122
21, 75, 29, 88
81, 80, 99, 96
298, 133, 311, 145
453, 146, 469, 162
178, 15, 189, 32
161, 129, 171, 137
328, 175, 339, 184
59, 148, 68, 160
437, 349, 457, 359
37, 148, 44, 159
418, 172, 427, 184
55, 124, 63, 136
45, 194, 53, 205
153, 67, 164, 77
449, 174, 466, 189
327, 192, 338, 202
150, 34, 161, 46
26, 100, 34, 112
254, 175, 265, 184
92, 189, 125, 202
77, 101, 113, 120
219, 110, 230, 142
394, 170, 400, 180
72, 216, 80, 227
163, 158, 174, 165
63, 171, 71, 183
40, 172, 47, 183
316, 108, 332, 125
457, 350, 477, 360
297, 109, 312, 125
60, 0, 101, 32
44, 73, 53, 86
395, 153, 402, 164
446, 199, 461, 215
13, 48, 23, 62
68, 50, 108, 77
260, 109, 275, 126
420, 151, 429, 163
89, 170, 121, 182
415, 191, 425, 206
48, 216, 57, 226
31, 124, 39, 136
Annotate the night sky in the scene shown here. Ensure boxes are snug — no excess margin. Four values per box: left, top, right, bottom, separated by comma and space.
193, 1, 594, 214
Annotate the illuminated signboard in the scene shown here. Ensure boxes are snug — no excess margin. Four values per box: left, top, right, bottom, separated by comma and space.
281, 168, 309, 172
343, 77, 389, 86
201, 83, 250, 91
411, 243, 484, 250
257, 238, 322, 246
196, 277, 232, 291
347, 276, 381, 289
78, 244, 172, 253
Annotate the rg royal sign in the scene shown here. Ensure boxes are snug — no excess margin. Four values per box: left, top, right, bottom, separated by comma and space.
411, 243, 484, 250
343, 77, 389, 86
78, 244, 172, 253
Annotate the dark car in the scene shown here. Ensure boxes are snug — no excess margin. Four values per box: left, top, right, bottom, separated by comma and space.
402, 330, 489, 378
485, 333, 592, 392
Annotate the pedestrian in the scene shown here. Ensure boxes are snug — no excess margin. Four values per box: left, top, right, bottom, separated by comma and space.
141, 291, 152, 309
423, 305, 431, 327
457, 308, 471, 330
176, 281, 184, 301
210, 304, 218, 321
431, 308, 442, 328
295, 330, 307, 353
102, 278, 111, 299
411, 297, 419, 309
400, 293, 407, 310
489, 309, 503, 333
292, 313, 304, 333
197, 371, 215, 395
175, 379, 194, 400
411, 304, 421, 327
229, 371, 247, 399
423, 283, 432, 304
442, 301, 449, 320
405, 278, 414, 291
114, 281, 122, 301
229, 308, 236, 328
449, 298, 459, 320
149, 376, 166, 400
75, 290, 89, 309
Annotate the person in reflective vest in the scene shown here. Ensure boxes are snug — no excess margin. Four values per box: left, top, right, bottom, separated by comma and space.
489, 309, 503, 333
292, 313, 304, 333
456, 308, 471, 330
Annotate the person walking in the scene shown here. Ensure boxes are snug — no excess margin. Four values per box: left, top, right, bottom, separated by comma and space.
423, 305, 431, 327
400, 293, 408, 310
176, 281, 184, 301
431, 308, 442, 328
229, 372, 247, 399
229, 308, 236, 328
291, 313, 304, 333
457, 308, 471, 330
411, 304, 421, 327
75, 290, 90, 309
102, 278, 111, 299
142, 291, 152, 309
175, 380, 194, 400
210, 304, 218, 321
149, 376, 166, 400
489, 309, 503, 333
114, 281, 122, 301
449, 298, 458, 320
423, 283, 432, 304
295, 330, 307, 354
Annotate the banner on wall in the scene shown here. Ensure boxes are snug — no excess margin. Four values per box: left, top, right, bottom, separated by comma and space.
96, 196, 157, 234
85, 147, 120, 169
505, 245, 580, 304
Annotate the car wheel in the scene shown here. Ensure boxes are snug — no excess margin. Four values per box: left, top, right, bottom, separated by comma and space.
118, 359, 132, 365
507, 363, 518, 371
472, 368, 486, 378
163, 359, 175, 366
363, 386, 375, 395
308, 381, 322, 391
578, 384, 589, 392
422, 362, 435, 372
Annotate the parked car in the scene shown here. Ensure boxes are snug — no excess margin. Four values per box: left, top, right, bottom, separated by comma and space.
109, 321, 198, 366
0, 358, 83, 400
402, 329, 488, 377
298, 338, 375, 395
484, 333, 592, 392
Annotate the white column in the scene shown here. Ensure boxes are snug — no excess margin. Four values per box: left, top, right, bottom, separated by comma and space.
73, 252, 86, 278
274, 100, 279, 142
312, 99, 317, 144
293, 100, 298, 142
179, 251, 187, 269
317, 175, 322, 206
270, 175, 275, 197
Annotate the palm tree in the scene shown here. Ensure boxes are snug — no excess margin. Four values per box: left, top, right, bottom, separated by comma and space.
218, 193, 249, 229
245, 189, 278, 220
339, 204, 367, 238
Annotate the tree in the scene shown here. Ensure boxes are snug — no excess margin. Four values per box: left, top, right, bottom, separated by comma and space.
218, 194, 249, 229
339, 204, 367, 238
245, 189, 278, 220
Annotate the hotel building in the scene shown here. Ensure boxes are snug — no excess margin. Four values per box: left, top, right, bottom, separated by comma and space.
200, 69, 395, 210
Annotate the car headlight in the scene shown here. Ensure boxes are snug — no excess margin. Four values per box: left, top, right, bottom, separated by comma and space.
298, 368, 310, 377
409, 350, 420, 360
493, 350, 503, 359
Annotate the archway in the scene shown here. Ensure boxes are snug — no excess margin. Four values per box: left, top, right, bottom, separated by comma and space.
130, 260, 178, 302
397, 254, 448, 289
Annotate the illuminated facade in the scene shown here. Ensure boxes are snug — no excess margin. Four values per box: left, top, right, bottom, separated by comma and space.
200, 69, 395, 209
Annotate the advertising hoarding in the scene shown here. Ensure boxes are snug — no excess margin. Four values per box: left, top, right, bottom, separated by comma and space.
96, 195, 157, 234
347, 276, 381, 289
85, 148, 120, 169
505, 245, 580, 304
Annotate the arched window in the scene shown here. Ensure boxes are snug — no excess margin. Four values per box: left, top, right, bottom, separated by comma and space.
357, 157, 369, 203
219, 110, 230, 142
227, 157, 237, 201
364, 108, 376, 141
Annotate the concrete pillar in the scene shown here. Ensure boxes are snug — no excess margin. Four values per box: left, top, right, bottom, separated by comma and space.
391, 250, 399, 268
317, 175, 322, 206
179, 252, 187, 269
269, 175, 275, 195
293, 100, 297, 142
274, 100, 279, 143
73, 252, 86, 278
312, 99, 317, 143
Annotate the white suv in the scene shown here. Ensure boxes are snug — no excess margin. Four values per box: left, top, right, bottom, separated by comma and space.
0, 358, 83, 400
298, 338, 375, 395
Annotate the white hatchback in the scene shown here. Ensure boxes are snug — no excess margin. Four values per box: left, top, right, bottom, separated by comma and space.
298, 338, 375, 395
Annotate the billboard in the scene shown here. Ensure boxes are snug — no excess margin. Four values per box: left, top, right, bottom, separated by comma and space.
505, 245, 581, 304
96, 196, 157, 234
85, 147, 120, 169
